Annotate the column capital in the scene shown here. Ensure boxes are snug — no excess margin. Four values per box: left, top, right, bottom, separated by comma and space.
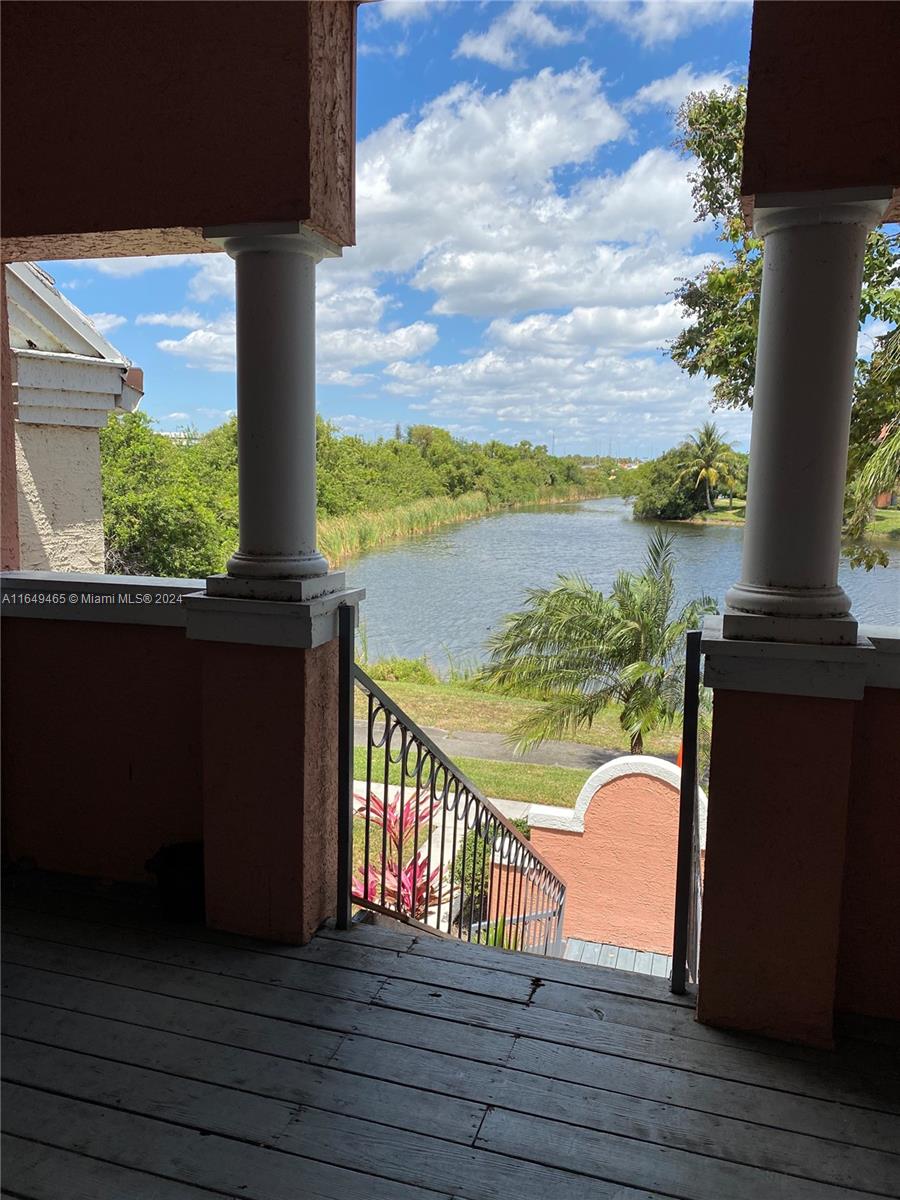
203, 221, 342, 262
753, 186, 891, 238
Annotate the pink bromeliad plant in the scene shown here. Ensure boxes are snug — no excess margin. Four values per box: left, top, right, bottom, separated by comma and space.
352, 790, 444, 919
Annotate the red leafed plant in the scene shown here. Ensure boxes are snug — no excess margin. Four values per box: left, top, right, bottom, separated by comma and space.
352, 790, 445, 918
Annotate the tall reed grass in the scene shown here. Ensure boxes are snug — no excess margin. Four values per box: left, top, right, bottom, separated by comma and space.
318, 485, 596, 566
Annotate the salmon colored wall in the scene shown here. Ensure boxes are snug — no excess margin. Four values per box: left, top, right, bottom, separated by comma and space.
1, 619, 203, 881
698, 689, 856, 1046
742, 3, 900, 207
837, 687, 900, 1021
201, 638, 340, 944
530, 774, 679, 954
1, 1, 357, 258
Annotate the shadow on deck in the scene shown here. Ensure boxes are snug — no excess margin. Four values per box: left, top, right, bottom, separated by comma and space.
2, 872, 899, 1199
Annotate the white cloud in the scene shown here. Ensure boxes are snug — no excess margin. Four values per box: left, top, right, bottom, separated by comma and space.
383, 345, 751, 454
628, 64, 738, 112
89, 312, 127, 333
595, 1, 749, 48
455, 2, 579, 70
157, 314, 437, 375
136, 309, 206, 329
85, 254, 205, 278
162, 411, 190, 421
489, 300, 688, 354
375, 0, 450, 23
188, 256, 234, 301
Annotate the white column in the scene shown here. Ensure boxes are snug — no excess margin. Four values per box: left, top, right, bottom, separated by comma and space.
203, 225, 341, 600
723, 191, 889, 645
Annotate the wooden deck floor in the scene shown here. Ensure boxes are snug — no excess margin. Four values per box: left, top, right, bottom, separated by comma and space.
3, 875, 900, 1200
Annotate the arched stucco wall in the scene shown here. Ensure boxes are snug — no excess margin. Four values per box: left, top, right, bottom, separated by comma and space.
529, 756, 705, 954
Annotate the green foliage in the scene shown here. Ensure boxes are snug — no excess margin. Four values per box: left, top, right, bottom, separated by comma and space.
669, 86, 900, 413
631, 446, 707, 521
101, 414, 602, 577
453, 817, 531, 892
100, 412, 236, 578
367, 656, 441, 685
482, 530, 717, 754
844, 328, 900, 567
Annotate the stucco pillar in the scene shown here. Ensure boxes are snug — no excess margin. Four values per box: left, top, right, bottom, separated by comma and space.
186, 224, 362, 945
203, 225, 340, 599
723, 190, 889, 645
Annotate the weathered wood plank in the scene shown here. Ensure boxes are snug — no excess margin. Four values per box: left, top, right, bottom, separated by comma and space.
2, 910, 387, 1004
2, 963, 346, 1063
616, 947, 637, 972
374, 978, 900, 1110
2, 953, 516, 1068
330, 1033, 900, 1193
563, 939, 585, 962
599, 944, 619, 968
375, 925, 697, 1007
3, 1000, 486, 1145
2, 1085, 453, 1200
475, 1108, 883, 1200
272, 1106, 666, 1200
508, 1037, 900, 1155
1, 1135, 216, 1200
633, 951, 654, 975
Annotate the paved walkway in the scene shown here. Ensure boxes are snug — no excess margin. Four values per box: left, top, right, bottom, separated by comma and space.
354, 719, 676, 771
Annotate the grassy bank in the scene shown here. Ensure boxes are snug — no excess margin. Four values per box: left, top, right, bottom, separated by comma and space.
355, 679, 681, 758
319, 485, 599, 566
352, 744, 585, 808
684, 497, 899, 540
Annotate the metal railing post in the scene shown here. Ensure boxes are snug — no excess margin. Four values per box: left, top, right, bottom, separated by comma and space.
671, 629, 702, 994
336, 604, 355, 930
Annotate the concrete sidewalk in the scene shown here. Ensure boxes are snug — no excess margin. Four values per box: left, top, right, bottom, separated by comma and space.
354, 719, 675, 772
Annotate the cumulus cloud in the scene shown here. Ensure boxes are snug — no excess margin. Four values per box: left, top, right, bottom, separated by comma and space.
376, 0, 450, 23
136, 309, 206, 329
627, 64, 738, 112
595, 1, 749, 48
88, 312, 127, 334
157, 314, 437, 375
383, 345, 750, 454
88, 254, 205, 278
455, 2, 580, 70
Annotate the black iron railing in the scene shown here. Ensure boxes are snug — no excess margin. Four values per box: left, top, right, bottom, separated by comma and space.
671, 628, 704, 994
337, 607, 566, 954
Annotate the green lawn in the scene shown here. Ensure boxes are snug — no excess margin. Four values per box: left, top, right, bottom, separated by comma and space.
355, 680, 680, 757
688, 498, 746, 525
868, 506, 900, 539
353, 744, 584, 808
687, 497, 900, 540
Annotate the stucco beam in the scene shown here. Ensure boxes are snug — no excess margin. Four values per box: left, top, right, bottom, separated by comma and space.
1, 3, 357, 259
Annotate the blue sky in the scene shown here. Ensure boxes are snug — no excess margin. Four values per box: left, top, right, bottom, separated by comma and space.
44, 0, 759, 457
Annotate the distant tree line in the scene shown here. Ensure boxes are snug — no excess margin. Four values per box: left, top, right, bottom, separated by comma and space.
100, 413, 601, 578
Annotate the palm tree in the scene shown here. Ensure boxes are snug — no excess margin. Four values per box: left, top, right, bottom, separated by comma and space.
679, 422, 733, 511
482, 530, 717, 754
844, 328, 899, 567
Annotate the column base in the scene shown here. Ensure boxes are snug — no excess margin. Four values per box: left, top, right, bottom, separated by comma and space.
207, 570, 344, 603
225, 549, 330, 584
722, 608, 859, 646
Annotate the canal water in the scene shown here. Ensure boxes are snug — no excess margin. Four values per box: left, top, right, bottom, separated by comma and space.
345, 498, 900, 672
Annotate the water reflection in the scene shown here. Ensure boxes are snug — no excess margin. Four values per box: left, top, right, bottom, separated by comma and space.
347, 498, 900, 671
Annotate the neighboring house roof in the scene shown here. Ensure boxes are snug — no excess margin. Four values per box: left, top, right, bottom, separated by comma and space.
5, 262, 143, 428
